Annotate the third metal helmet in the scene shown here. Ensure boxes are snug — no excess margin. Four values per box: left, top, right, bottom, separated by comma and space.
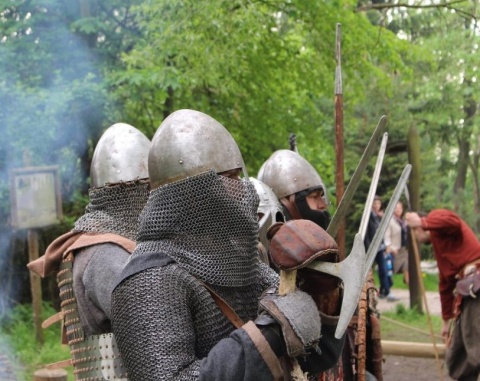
258, 149, 326, 199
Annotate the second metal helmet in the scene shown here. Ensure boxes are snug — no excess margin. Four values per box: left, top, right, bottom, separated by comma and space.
148, 109, 247, 189
90, 123, 150, 187
258, 149, 326, 199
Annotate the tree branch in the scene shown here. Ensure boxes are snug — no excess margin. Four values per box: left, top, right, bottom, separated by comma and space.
356, 0, 468, 12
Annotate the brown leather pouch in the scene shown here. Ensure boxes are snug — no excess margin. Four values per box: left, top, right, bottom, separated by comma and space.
456, 270, 480, 298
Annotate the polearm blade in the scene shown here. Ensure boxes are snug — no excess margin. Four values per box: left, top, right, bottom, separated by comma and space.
309, 164, 412, 338
334, 23, 345, 257
364, 164, 412, 277
308, 233, 366, 338
358, 132, 388, 240
327, 116, 388, 238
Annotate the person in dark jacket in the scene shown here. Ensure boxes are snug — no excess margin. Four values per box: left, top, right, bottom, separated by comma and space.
365, 195, 398, 302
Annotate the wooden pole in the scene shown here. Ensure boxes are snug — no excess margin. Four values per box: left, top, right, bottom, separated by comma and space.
334, 23, 345, 259
28, 229, 44, 345
33, 368, 67, 381
356, 282, 368, 381
407, 127, 423, 312
22, 150, 44, 345
410, 229, 444, 380
381, 340, 446, 359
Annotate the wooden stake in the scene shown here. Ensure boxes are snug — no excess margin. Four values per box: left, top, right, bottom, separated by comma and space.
28, 229, 44, 345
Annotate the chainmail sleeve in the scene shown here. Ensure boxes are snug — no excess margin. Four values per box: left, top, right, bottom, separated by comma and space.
112, 263, 281, 381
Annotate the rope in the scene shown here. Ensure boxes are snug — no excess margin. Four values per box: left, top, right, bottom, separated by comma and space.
380, 315, 443, 340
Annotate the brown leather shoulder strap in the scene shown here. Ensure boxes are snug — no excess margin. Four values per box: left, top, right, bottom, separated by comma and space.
202, 283, 244, 329
68, 233, 135, 255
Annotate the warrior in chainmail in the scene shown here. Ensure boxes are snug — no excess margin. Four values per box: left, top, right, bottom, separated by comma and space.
111, 109, 342, 381
28, 123, 150, 381
259, 149, 382, 381
259, 150, 346, 381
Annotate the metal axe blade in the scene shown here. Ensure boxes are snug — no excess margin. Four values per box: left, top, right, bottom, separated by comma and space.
307, 233, 366, 338
307, 130, 388, 339
306, 164, 411, 339
359, 132, 388, 240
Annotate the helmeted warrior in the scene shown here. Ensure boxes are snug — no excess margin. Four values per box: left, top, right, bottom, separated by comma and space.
28, 123, 150, 380
111, 109, 343, 381
258, 149, 330, 230
250, 177, 285, 265
259, 149, 382, 381
259, 149, 346, 380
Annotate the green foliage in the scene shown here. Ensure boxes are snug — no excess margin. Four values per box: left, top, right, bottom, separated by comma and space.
0, 303, 73, 381
108, 0, 412, 180
381, 3, 480, 227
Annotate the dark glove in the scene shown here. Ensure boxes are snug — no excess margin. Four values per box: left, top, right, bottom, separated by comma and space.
257, 288, 321, 358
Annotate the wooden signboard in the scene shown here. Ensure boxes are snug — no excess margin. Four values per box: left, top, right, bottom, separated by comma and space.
9, 166, 63, 229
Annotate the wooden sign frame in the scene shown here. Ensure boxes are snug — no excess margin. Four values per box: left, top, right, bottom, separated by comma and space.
10, 166, 63, 229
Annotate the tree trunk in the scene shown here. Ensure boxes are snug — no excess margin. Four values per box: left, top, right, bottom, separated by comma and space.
453, 136, 470, 212
407, 125, 423, 313
470, 135, 480, 233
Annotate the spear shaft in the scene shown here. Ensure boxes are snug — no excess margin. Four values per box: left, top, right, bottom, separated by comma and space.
334, 23, 345, 258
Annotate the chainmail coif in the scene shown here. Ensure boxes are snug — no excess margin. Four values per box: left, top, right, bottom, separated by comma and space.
73, 179, 150, 241
112, 170, 279, 380
131, 170, 260, 287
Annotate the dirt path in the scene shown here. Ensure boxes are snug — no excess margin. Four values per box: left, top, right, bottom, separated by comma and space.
377, 288, 454, 380
382, 355, 451, 381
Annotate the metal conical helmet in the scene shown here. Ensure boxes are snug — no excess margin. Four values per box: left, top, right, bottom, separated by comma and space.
258, 149, 326, 199
149, 109, 246, 189
91, 123, 150, 187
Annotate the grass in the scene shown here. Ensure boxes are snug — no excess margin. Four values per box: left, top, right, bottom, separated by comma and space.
372, 265, 444, 344
0, 303, 74, 381
380, 303, 444, 343
373, 271, 439, 292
